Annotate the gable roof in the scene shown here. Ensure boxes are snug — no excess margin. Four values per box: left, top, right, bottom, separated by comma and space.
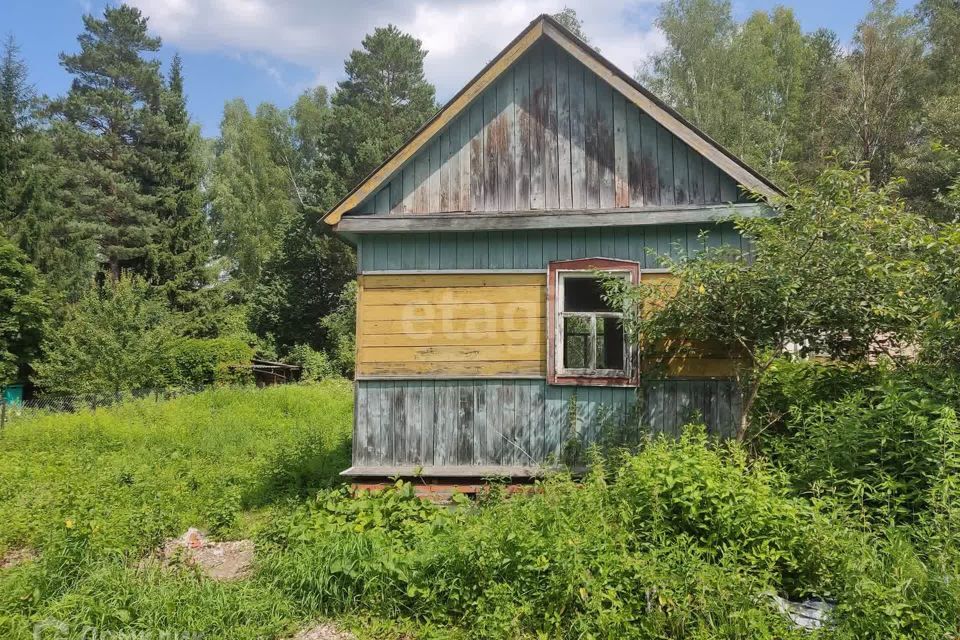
323, 14, 781, 226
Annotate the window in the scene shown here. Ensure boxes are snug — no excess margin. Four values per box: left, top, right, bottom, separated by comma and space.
547, 258, 640, 386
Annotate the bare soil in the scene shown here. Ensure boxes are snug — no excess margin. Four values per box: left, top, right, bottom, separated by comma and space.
149, 528, 254, 582
291, 622, 357, 640
0, 546, 36, 569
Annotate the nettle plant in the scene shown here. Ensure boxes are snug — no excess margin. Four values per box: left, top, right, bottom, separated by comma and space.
605, 167, 932, 442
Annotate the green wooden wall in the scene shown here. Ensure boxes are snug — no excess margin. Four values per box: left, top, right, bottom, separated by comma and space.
354, 379, 740, 467
358, 222, 747, 271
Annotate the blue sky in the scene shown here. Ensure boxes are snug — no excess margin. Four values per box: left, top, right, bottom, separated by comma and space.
5, 1, 918, 138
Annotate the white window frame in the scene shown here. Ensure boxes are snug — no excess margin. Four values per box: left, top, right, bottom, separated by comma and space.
554, 269, 632, 379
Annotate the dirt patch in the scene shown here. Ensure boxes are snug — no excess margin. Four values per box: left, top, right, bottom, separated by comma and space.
291, 623, 356, 640
0, 547, 36, 569
149, 528, 254, 582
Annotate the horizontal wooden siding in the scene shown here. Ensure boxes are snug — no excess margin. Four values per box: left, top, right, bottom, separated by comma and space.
357, 273, 548, 378
358, 222, 748, 271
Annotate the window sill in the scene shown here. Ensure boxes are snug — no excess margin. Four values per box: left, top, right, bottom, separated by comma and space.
549, 373, 636, 387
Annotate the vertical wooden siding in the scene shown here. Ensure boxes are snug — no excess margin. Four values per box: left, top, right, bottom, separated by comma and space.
355, 39, 744, 216
354, 379, 741, 466
358, 222, 745, 271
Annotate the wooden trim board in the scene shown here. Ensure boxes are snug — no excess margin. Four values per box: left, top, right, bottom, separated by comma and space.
336, 203, 770, 232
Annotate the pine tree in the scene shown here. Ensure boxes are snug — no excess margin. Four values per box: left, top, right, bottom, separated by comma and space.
325, 25, 437, 193
50, 5, 164, 281
148, 54, 212, 312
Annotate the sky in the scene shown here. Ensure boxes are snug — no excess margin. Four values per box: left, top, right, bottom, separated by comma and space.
3, 0, 919, 138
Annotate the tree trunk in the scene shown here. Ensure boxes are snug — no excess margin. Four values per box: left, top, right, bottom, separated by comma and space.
736, 379, 762, 443
109, 258, 120, 283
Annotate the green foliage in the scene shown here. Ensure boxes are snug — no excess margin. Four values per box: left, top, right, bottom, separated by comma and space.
915, 222, 960, 366
606, 166, 929, 439
763, 366, 960, 526
319, 281, 357, 378
249, 208, 355, 356
643, 0, 946, 204
262, 429, 960, 639
643, 1, 830, 178
0, 382, 353, 639
1, 373, 959, 638
169, 336, 255, 387
145, 54, 214, 312
208, 99, 297, 289
49, 5, 164, 280
32, 273, 177, 394
0, 36, 95, 308
325, 25, 437, 191
551, 7, 592, 44
0, 236, 46, 384
0, 35, 32, 222
284, 344, 335, 382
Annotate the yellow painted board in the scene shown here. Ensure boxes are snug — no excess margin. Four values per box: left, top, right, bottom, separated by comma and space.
361, 331, 545, 348
361, 302, 545, 321
362, 274, 546, 289
362, 285, 545, 306
359, 344, 545, 363
362, 317, 548, 335
663, 358, 743, 378
357, 360, 546, 377
641, 272, 676, 283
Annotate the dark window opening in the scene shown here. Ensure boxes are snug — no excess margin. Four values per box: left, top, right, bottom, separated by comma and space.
559, 275, 627, 374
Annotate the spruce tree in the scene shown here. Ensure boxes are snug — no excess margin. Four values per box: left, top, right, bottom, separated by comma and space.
0, 35, 31, 222
50, 5, 164, 281
0, 36, 95, 307
148, 54, 212, 312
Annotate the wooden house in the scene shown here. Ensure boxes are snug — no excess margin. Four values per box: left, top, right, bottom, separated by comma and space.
324, 15, 780, 483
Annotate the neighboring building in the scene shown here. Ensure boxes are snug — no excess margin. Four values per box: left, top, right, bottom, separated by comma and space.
324, 15, 780, 482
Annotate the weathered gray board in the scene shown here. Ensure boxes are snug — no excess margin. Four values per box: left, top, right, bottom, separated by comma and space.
353, 39, 745, 217
353, 379, 740, 468
358, 222, 748, 271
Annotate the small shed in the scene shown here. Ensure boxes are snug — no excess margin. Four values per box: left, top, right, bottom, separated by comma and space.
249, 359, 302, 386
324, 15, 779, 482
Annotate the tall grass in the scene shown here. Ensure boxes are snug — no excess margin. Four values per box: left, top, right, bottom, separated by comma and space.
1, 374, 958, 639
0, 381, 353, 639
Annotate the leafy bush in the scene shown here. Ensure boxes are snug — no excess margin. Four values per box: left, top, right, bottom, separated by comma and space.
319, 281, 356, 378
169, 335, 255, 387
753, 358, 883, 436
33, 274, 177, 394
284, 343, 335, 382
764, 369, 960, 527
261, 429, 960, 639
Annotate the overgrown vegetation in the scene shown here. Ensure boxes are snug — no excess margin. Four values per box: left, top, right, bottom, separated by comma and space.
1, 371, 958, 639
0, 382, 353, 639
605, 166, 959, 440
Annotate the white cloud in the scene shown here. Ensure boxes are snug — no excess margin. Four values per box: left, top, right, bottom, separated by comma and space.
128, 0, 666, 98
